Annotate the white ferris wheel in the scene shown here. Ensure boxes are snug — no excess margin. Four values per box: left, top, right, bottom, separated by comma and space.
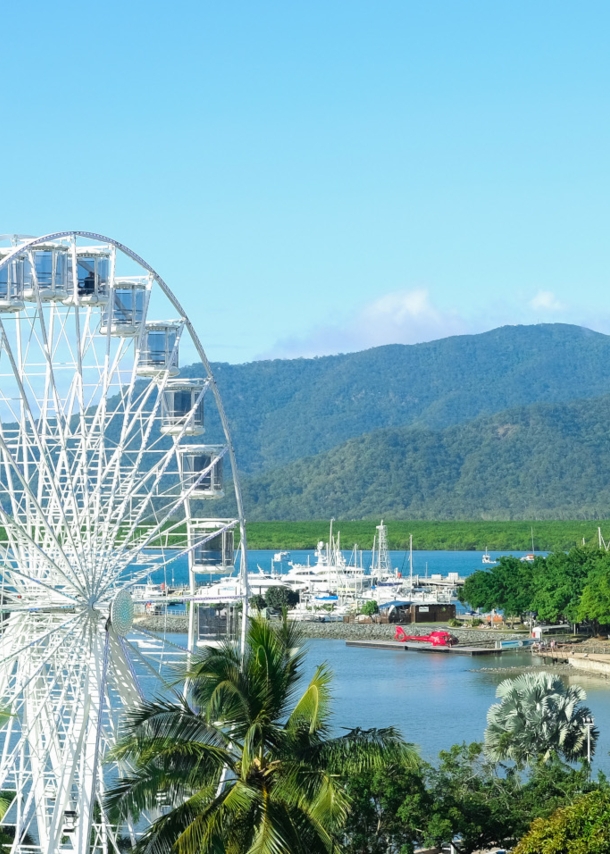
0, 231, 248, 852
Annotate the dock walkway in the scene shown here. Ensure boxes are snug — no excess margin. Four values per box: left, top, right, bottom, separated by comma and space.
346, 639, 501, 656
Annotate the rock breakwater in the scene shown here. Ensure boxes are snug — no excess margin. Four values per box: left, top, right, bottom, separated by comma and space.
135, 614, 521, 646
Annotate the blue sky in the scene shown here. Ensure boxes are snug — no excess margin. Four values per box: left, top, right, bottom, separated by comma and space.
2, 1, 610, 362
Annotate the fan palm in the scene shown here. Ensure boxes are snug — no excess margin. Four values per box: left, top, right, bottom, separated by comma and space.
484, 672, 598, 766
106, 617, 417, 853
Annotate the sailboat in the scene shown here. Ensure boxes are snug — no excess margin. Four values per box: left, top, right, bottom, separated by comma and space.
482, 547, 496, 565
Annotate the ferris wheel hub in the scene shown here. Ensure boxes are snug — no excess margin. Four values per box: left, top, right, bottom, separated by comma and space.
110, 590, 134, 636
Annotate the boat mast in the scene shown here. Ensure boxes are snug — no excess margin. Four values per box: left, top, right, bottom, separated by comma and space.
409, 533, 413, 593
376, 520, 391, 575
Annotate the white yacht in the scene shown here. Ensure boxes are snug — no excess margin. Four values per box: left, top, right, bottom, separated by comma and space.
196, 569, 307, 603
284, 521, 369, 595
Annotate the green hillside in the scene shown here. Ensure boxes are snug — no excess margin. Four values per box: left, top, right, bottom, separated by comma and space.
236, 393, 610, 520
194, 323, 610, 475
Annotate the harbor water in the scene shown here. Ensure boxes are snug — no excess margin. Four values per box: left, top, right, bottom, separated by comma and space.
142, 549, 610, 772
146, 547, 543, 589
155, 633, 610, 774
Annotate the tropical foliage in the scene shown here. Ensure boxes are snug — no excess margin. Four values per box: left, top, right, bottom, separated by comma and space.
513, 790, 610, 854
342, 744, 600, 854
106, 617, 416, 853
459, 546, 610, 626
577, 564, 610, 628
484, 673, 598, 766
263, 585, 299, 610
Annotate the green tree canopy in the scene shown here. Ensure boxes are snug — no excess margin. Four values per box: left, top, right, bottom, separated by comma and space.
532, 547, 603, 623
264, 585, 299, 610
514, 790, 610, 854
459, 556, 536, 617
578, 560, 610, 628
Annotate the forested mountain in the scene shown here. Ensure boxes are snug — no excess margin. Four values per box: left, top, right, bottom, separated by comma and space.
193, 323, 610, 475
235, 393, 610, 520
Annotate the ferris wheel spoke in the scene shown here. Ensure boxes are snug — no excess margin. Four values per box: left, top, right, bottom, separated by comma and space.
0, 612, 82, 676
7, 623, 108, 851
108, 630, 144, 706
0, 567, 80, 605
0, 624, 88, 806
0, 454, 86, 595
0, 325, 89, 586
92, 377, 164, 563
105, 382, 211, 557
126, 448, 227, 536
119, 633, 183, 692
34, 301, 98, 559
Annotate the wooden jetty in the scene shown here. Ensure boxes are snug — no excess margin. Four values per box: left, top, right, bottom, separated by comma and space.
345, 639, 501, 656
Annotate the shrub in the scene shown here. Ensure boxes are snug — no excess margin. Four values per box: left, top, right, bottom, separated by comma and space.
514, 790, 610, 854
360, 601, 379, 617
250, 594, 266, 611
265, 585, 299, 610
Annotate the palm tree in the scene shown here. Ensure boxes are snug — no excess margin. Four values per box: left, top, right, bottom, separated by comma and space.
106, 617, 417, 853
484, 672, 598, 766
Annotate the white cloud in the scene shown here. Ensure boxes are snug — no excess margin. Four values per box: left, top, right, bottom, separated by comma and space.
263, 289, 472, 359
530, 290, 565, 312
258, 285, 610, 361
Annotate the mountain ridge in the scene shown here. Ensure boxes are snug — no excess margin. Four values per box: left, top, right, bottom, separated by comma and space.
191, 323, 610, 475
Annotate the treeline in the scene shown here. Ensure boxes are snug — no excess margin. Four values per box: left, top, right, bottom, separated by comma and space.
460, 547, 610, 627
243, 520, 610, 551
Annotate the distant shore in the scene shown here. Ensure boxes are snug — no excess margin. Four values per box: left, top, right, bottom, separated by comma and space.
241, 520, 610, 552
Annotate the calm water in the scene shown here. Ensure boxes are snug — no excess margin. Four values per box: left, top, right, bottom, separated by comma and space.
156, 633, 610, 773
302, 639, 610, 773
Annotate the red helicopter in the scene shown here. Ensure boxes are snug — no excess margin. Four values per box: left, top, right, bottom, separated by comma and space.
394, 627, 458, 646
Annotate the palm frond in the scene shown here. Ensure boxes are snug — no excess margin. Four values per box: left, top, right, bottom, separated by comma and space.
311, 726, 418, 775
484, 671, 598, 765
287, 664, 333, 735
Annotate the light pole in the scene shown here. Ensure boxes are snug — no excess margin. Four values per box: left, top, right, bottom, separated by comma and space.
584, 715, 595, 769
